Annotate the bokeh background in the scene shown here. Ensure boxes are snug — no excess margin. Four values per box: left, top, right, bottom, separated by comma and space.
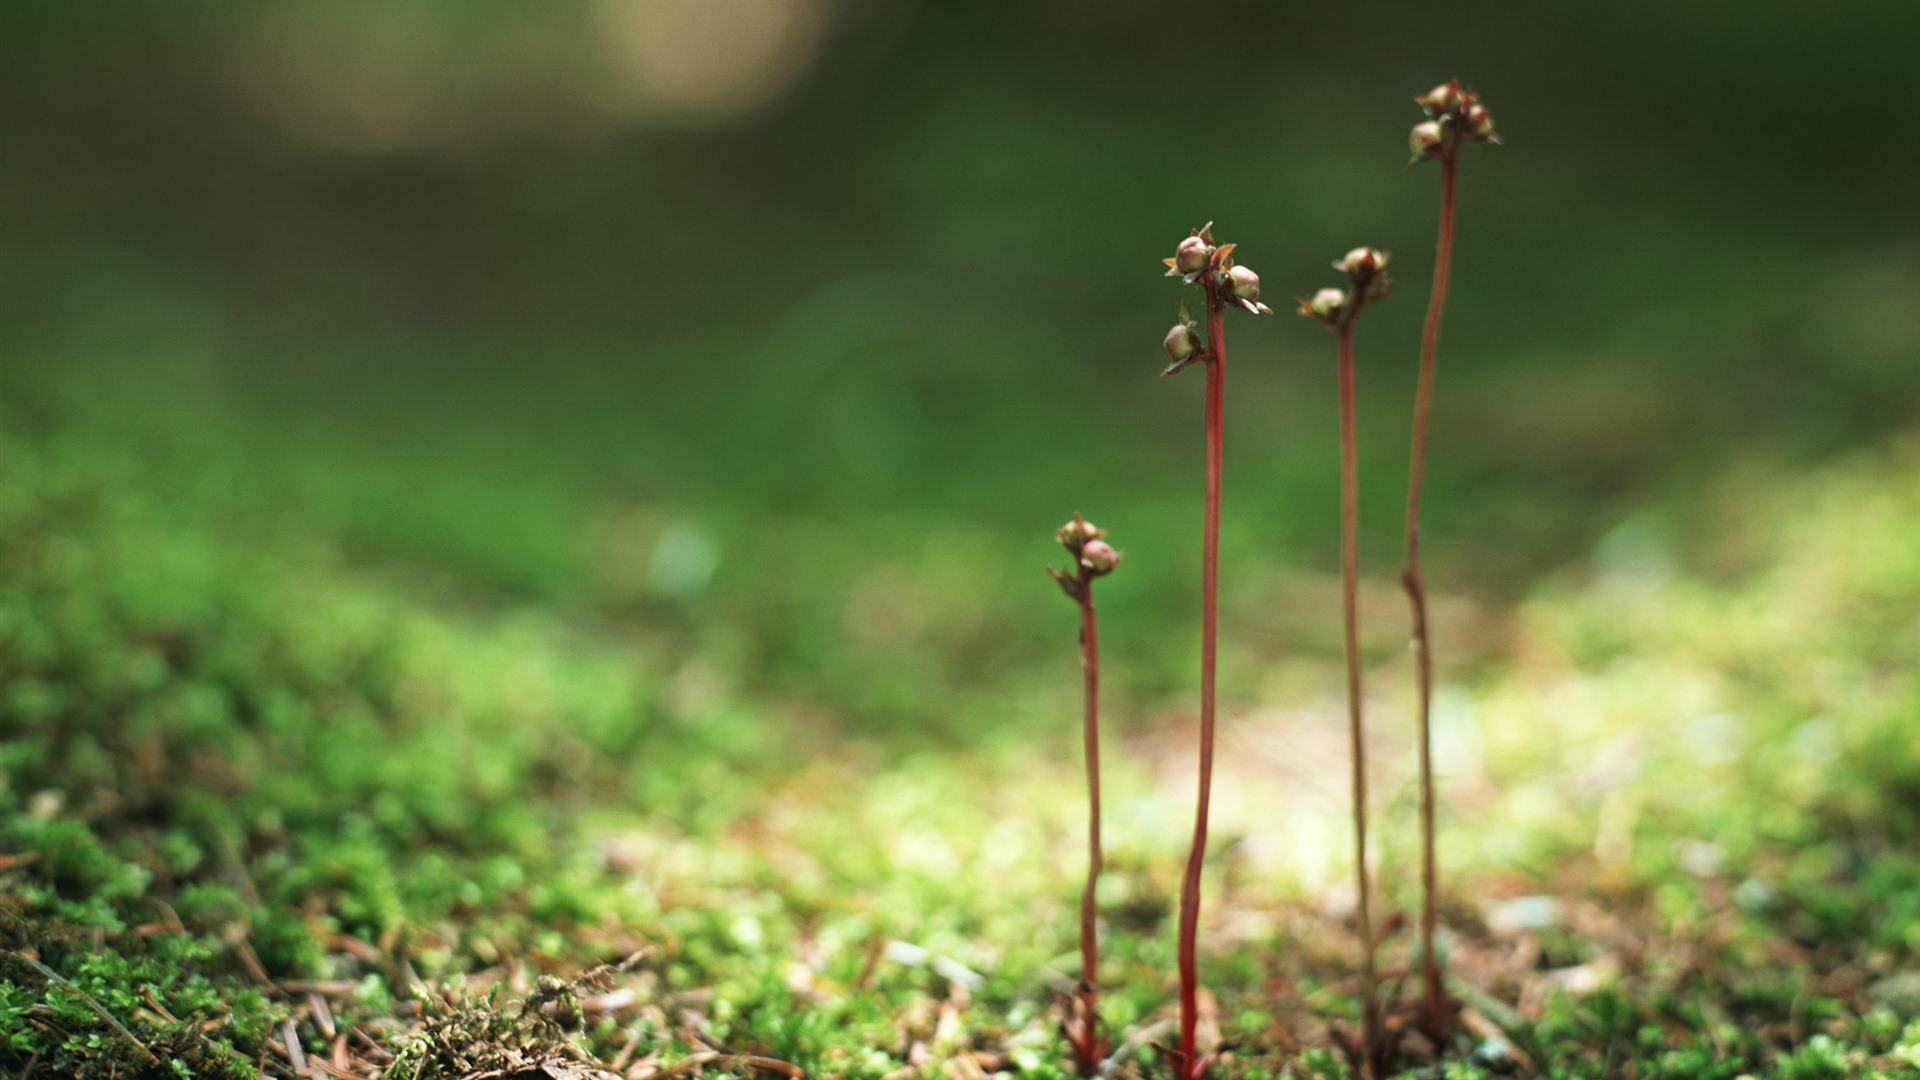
10, 6, 1920, 1073
3, 0, 1918, 756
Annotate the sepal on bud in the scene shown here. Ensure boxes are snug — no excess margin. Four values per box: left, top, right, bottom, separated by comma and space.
1048, 565, 1086, 603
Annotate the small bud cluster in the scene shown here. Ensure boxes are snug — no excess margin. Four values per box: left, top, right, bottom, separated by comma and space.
1157, 222, 1271, 376
1338, 246, 1392, 306
1298, 247, 1393, 329
1049, 513, 1122, 602
1409, 79, 1497, 166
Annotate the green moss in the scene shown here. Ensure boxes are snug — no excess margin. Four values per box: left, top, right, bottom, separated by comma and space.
9, 410, 1920, 1076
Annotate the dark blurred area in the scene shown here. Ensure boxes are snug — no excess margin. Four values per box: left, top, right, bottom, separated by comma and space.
0, 0, 1917, 733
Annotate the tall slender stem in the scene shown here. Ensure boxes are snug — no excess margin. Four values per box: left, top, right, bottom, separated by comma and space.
1404, 148, 1456, 1032
1075, 578, 1103, 1076
1176, 281, 1226, 1079
1337, 320, 1379, 1079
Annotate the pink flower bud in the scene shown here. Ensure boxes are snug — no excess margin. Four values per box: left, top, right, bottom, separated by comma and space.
1299, 287, 1346, 325
1337, 247, 1387, 281
1418, 81, 1460, 117
1410, 120, 1445, 160
1174, 235, 1212, 275
1079, 539, 1121, 576
1164, 322, 1200, 363
1464, 103, 1496, 141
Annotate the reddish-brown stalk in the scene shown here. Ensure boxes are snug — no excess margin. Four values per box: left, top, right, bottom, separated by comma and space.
1336, 315, 1381, 1080
1075, 572, 1106, 1076
1404, 79, 1494, 1036
1159, 226, 1270, 1080
1301, 248, 1391, 1079
1174, 275, 1225, 1080
1404, 145, 1453, 1037
1049, 516, 1120, 1077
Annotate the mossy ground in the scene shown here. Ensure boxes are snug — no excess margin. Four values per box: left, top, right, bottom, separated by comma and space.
4, 399, 1920, 1080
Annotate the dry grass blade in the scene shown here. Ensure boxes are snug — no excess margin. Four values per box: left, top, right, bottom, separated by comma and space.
639, 1050, 806, 1080
282, 1017, 308, 1074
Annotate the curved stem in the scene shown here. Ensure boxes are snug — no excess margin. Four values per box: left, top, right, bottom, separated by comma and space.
1075, 579, 1103, 1076
1337, 320, 1378, 1080
1176, 281, 1226, 1079
1404, 148, 1457, 1032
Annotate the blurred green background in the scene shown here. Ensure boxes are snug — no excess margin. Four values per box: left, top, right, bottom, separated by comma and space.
8, 5, 1920, 1074
2, 0, 1918, 748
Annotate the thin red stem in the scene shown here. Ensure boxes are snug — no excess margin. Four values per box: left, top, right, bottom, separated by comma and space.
1075, 579, 1103, 1076
1337, 319, 1379, 1080
1176, 280, 1226, 1079
1405, 147, 1456, 1033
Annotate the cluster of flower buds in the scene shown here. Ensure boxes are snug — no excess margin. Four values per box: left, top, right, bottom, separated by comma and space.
1162, 223, 1273, 316
1409, 79, 1497, 166
1049, 513, 1122, 602
1158, 222, 1272, 375
1338, 246, 1392, 305
1297, 247, 1393, 328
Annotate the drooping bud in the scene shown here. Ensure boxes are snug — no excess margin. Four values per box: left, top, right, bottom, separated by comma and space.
1174, 235, 1213, 275
1227, 264, 1261, 302
1463, 103, 1496, 142
1298, 287, 1347, 326
1223, 264, 1272, 315
1164, 321, 1200, 364
1410, 120, 1445, 161
1079, 539, 1122, 576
